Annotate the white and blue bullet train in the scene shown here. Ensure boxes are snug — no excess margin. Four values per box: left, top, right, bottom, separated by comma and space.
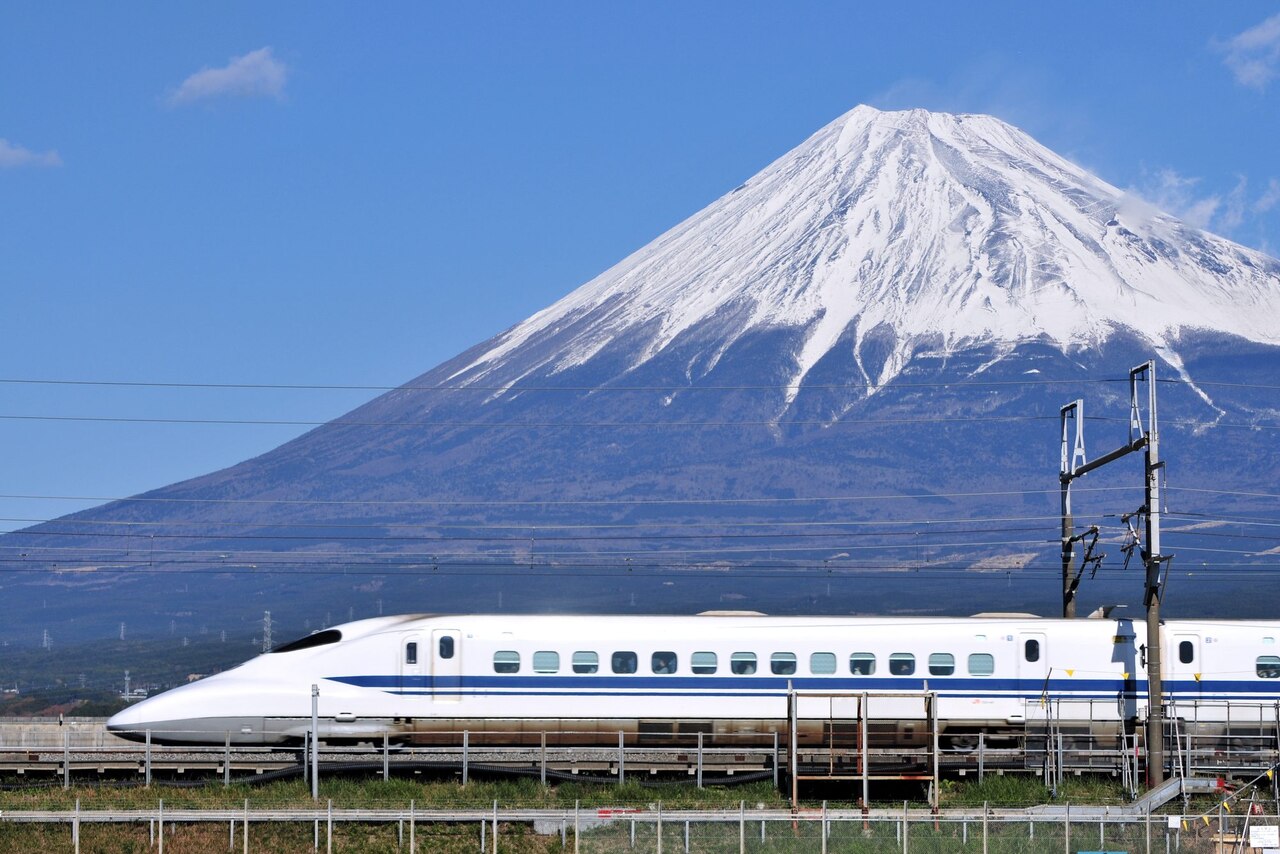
106, 612, 1280, 747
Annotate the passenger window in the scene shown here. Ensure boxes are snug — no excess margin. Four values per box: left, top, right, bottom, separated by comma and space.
572, 651, 598, 674
730, 652, 758, 675
771, 652, 797, 675
493, 651, 519, 674
849, 653, 876, 675
928, 653, 955, 676
1024, 639, 1040, 663
810, 652, 836, 674
1178, 641, 1194, 664
612, 651, 638, 674
691, 652, 717, 674
533, 651, 559, 673
1257, 656, 1280, 679
651, 651, 678, 674
968, 653, 995, 676
438, 636, 454, 659
405, 642, 418, 665
889, 653, 915, 676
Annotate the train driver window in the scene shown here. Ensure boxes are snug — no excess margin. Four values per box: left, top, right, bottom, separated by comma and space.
572, 651, 598, 674
493, 651, 519, 674
405, 642, 418, 665
1257, 656, 1280, 679
612, 651, 638, 674
730, 652, 758, 675
691, 652, 718, 674
651, 651, 678, 674
533, 651, 560, 674
439, 636, 454, 659
1178, 641, 1194, 664
810, 652, 837, 674
771, 652, 797, 675
849, 653, 876, 675
928, 653, 955, 676
889, 653, 915, 676
968, 653, 995, 676
1024, 639, 1040, 663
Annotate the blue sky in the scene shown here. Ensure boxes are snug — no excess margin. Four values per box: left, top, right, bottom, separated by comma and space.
1, 3, 1278, 531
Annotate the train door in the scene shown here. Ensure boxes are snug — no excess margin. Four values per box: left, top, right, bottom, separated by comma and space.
1169, 632, 1202, 711
431, 628, 462, 703
400, 634, 424, 695
1017, 631, 1049, 705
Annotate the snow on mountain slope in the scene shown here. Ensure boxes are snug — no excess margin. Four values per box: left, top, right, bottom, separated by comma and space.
450, 106, 1280, 399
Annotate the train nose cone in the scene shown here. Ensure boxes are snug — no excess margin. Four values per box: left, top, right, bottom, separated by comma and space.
106, 699, 153, 742
106, 677, 246, 744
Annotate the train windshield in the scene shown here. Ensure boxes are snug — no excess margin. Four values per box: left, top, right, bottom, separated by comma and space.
270, 629, 343, 653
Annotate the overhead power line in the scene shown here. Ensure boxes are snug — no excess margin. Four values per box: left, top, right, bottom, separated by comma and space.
2, 375, 1278, 392
0, 484, 1142, 507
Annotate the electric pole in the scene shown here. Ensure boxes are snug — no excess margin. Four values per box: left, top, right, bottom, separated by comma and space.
262, 611, 273, 653
1059, 360, 1169, 786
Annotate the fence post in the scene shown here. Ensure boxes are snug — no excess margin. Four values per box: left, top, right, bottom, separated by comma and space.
902, 799, 908, 854
159, 799, 165, 854
618, 731, 625, 785
541, 730, 547, 786
978, 732, 985, 782
462, 730, 469, 785
327, 799, 333, 854
1064, 803, 1069, 854
73, 797, 80, 854
574, 800, 580, 854
63, 729, 70, 789
382, 733, 389, 782
224, 731, 232, 786
823, 800, 829, 854
982, 801, 988, 854
772, 730, 779, 789
656, 801, 662, 854
243, 797, 249, 854
409, 799, 415, 854
739, 800, 745, 854
311, 685, 320, 800
697, 732, 703, 789
145, 729, 152, 787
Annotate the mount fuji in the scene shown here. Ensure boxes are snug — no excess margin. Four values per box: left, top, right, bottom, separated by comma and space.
6, 106, 1280, 643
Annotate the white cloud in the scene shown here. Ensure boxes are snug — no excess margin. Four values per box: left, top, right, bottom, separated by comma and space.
0, 139, 62, 168
1219, 175, 1249, 232
168, 47, 288, 106
1132, 168, 1220, 229
1255, 178, 1280, 214
1126, 170, 1280, 240
1216, 13, 1280, 90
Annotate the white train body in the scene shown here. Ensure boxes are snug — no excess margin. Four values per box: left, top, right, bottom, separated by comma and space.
106, 613, 1280, 746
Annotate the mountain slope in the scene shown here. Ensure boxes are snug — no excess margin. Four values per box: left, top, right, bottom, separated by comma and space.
4, 106, 1279, 644
449, 106, 1280, 400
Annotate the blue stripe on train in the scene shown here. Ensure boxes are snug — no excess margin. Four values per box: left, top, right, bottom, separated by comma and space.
324, 673, 1280, 698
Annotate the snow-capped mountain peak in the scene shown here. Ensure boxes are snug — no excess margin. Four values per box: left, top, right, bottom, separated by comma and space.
453, 105, 1280, 397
